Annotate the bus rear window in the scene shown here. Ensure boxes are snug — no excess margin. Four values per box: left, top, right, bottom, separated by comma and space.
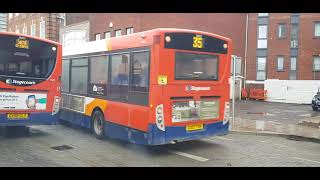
0, 35, 57, 79
175, 52, 218, 80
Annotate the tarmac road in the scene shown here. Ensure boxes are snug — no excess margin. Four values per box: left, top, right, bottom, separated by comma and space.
0, 124, 319, 167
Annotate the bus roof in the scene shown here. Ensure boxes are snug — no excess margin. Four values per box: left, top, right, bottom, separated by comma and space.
0, 31, 62, 46
63, 28, 231, 57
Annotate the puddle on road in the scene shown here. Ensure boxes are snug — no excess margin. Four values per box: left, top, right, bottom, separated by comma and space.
51, 145, 74, 151
247, 112, 265, 115
311, 111, 320, 117
246, 112, 275, 116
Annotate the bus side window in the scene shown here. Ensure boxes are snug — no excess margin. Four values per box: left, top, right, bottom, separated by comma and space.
90, 55, 109, 85
111, 54, 129, 86
70, 57, 88, 95
110, 53, 130, 100
130, 51, 149, 92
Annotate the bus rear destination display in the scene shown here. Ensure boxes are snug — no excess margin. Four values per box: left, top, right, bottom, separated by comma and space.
164, 32, 228, 54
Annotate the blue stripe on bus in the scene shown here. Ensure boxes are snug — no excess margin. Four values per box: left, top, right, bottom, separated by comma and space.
60, 109, 91, 129
0, 113, 59, 126
148, 122, 229, 145
60, 109, 229, 145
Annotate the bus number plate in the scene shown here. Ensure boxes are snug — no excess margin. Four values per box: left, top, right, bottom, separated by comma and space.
7, 113, 29, 119
186, 124, 203, 131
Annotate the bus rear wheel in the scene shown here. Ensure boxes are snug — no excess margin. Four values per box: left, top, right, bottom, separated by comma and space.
92, 110, 105, 139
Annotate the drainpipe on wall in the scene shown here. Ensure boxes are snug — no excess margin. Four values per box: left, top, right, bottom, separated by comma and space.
244, 13, 249, 89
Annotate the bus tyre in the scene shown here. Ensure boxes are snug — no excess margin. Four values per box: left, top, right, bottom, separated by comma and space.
92, 110, 105, 139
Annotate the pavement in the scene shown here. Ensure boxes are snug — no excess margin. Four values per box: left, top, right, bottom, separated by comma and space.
231, 100, 320, 141
0, 125, 319, 167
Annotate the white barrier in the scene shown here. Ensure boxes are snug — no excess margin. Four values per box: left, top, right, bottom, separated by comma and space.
264, 79, 320, 104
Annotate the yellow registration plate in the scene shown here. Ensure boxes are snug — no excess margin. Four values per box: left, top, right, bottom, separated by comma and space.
186, 124, 204, 131
7, 113, 29, 119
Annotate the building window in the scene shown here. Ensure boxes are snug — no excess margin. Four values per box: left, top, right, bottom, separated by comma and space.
126, 27, 133, 35
278, 24, 286, 38
115, 29, 121, 37
290, 57, 297, 71
257, 25, 268, 49
258, 25, 267, 39
314, 56, 320, 71
289, 57, 297, 80
30, 24, 36, 36
258, 13, 269, 17
256, 57, 266, 80
58, 13, 66, 26
8, 13, 12, 19
290, 23, 299, 48
15, 27, 19, 34
95, 33, 101, 40
63, 31, 85, 47
104, 31, 111, 39
277, 56, 284, 71
22, 25, 27, 35
314, 22, 320, 37
40, 20, 46, 39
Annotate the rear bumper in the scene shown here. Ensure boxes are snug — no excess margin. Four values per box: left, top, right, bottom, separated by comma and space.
148, 121, 229, 145
0, 112, 59, 126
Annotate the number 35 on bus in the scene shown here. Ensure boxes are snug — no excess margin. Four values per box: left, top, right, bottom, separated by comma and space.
61, 28, 232, 145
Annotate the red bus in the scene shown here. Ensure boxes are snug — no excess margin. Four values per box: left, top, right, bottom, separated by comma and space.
0, 32, 62, 127
61, 28, 231, 145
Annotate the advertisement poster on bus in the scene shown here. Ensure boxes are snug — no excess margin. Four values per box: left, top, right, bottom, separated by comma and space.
0, 92, 47, 110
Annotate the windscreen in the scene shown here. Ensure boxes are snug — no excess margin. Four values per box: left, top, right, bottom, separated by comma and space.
175, 52, 218, 80
0, 34, 57, 79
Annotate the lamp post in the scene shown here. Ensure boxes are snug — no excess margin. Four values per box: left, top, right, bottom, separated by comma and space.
231, 55, 237, 128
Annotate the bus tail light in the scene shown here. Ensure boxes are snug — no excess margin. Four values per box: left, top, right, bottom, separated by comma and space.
155, 104, 165, 131
223, 102, 230, 125
52, 96, 60, 115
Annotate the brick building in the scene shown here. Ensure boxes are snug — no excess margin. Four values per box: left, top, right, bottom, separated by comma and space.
247, 13, 320, 83
61, 13, 320, 83
88, 13, 247, 59
7, 13, 63, 42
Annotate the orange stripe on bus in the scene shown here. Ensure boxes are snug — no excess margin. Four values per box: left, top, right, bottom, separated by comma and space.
106, 40, 112, 51
84, 99, 108, 116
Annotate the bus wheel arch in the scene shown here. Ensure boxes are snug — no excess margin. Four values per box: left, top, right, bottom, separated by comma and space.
91, 107, 106, 139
